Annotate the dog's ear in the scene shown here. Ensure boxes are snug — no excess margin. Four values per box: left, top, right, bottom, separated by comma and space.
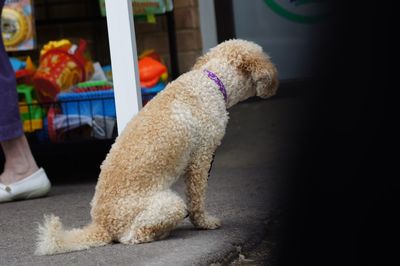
239, 52, 279, 99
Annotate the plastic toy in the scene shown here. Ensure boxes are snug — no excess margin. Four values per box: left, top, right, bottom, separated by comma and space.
14, 56, 35, 83
139, 49, 168, 83
8, 56, 35, 72
1, 0, 36, 51
9, 57, 25, 71
73, 80, 113, 93
139, 49, 162, 61
32, 39, 94, 102
25, 55, 36, 71
102, 65, 113, 81
17, 84, 43, 132
1, 7, 28, 47
39, 39, 72, 57
138, 56, 168, 88
16, 68, 35, 84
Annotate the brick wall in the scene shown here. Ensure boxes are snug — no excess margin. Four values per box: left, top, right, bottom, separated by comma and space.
135, 0, 202, 74
12, 0, 203, 76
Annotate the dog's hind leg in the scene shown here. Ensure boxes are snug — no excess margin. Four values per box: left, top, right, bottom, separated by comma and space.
119, 190, 187, 244
185, 152, 221, 230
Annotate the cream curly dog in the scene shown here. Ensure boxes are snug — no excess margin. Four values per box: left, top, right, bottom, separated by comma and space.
35, 39, 278, 255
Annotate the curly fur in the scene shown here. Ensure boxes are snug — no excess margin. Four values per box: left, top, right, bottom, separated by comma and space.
35, 39, 278, 255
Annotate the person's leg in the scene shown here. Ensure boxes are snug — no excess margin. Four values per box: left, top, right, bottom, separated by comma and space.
0, 0, 38, 186
0, 136, 39, 185
0, 0, 23, 139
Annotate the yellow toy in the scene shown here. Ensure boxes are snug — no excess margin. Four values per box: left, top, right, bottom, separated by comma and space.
1, 0, 36, 51
1, 7, 29, 47
40, 39, 72, 57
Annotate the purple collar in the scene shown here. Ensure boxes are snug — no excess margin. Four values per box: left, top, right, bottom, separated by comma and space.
204, 69, 227, 102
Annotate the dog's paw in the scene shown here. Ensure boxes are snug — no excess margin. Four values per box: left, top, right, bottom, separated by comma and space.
194, 215, 221, 230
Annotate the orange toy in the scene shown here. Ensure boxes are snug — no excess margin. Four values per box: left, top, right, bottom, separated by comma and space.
138, 56, 167, 88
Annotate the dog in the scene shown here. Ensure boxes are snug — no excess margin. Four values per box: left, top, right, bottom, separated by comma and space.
35, 39, 278, 255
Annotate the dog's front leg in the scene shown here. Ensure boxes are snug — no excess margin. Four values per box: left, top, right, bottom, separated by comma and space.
185, 153, 221, 230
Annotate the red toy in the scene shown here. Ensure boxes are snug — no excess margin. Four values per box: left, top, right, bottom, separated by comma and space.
32, 39, 93, 102
138, 56, 167, 88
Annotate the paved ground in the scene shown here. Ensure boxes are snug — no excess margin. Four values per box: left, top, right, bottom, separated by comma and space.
0, 87, 307, 266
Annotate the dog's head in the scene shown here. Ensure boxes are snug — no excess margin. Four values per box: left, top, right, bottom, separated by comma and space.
193, 39, 278, 103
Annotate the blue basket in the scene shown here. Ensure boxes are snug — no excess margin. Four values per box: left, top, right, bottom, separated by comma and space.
141, 83, 165, 104
57, 82, 165, 115
57, 90, 116, 117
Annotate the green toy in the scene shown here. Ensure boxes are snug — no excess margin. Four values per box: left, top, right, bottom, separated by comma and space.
17, 84, 43, 132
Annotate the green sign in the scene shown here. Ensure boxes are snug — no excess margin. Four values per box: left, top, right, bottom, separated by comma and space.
264, 0, 327, 24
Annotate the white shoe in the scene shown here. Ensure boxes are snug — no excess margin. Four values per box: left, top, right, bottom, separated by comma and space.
0, 168, 51, 203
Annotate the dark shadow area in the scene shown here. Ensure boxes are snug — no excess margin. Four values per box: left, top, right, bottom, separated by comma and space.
274, 2, 391, 266
0, 139, 112, 184
31, 139, 113, 184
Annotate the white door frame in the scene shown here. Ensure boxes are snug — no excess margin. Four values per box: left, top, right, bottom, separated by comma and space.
105, 0, 142, 134
199, 0, 218, 53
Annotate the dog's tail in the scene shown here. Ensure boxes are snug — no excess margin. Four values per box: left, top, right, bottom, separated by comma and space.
35, 214, 111, 255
